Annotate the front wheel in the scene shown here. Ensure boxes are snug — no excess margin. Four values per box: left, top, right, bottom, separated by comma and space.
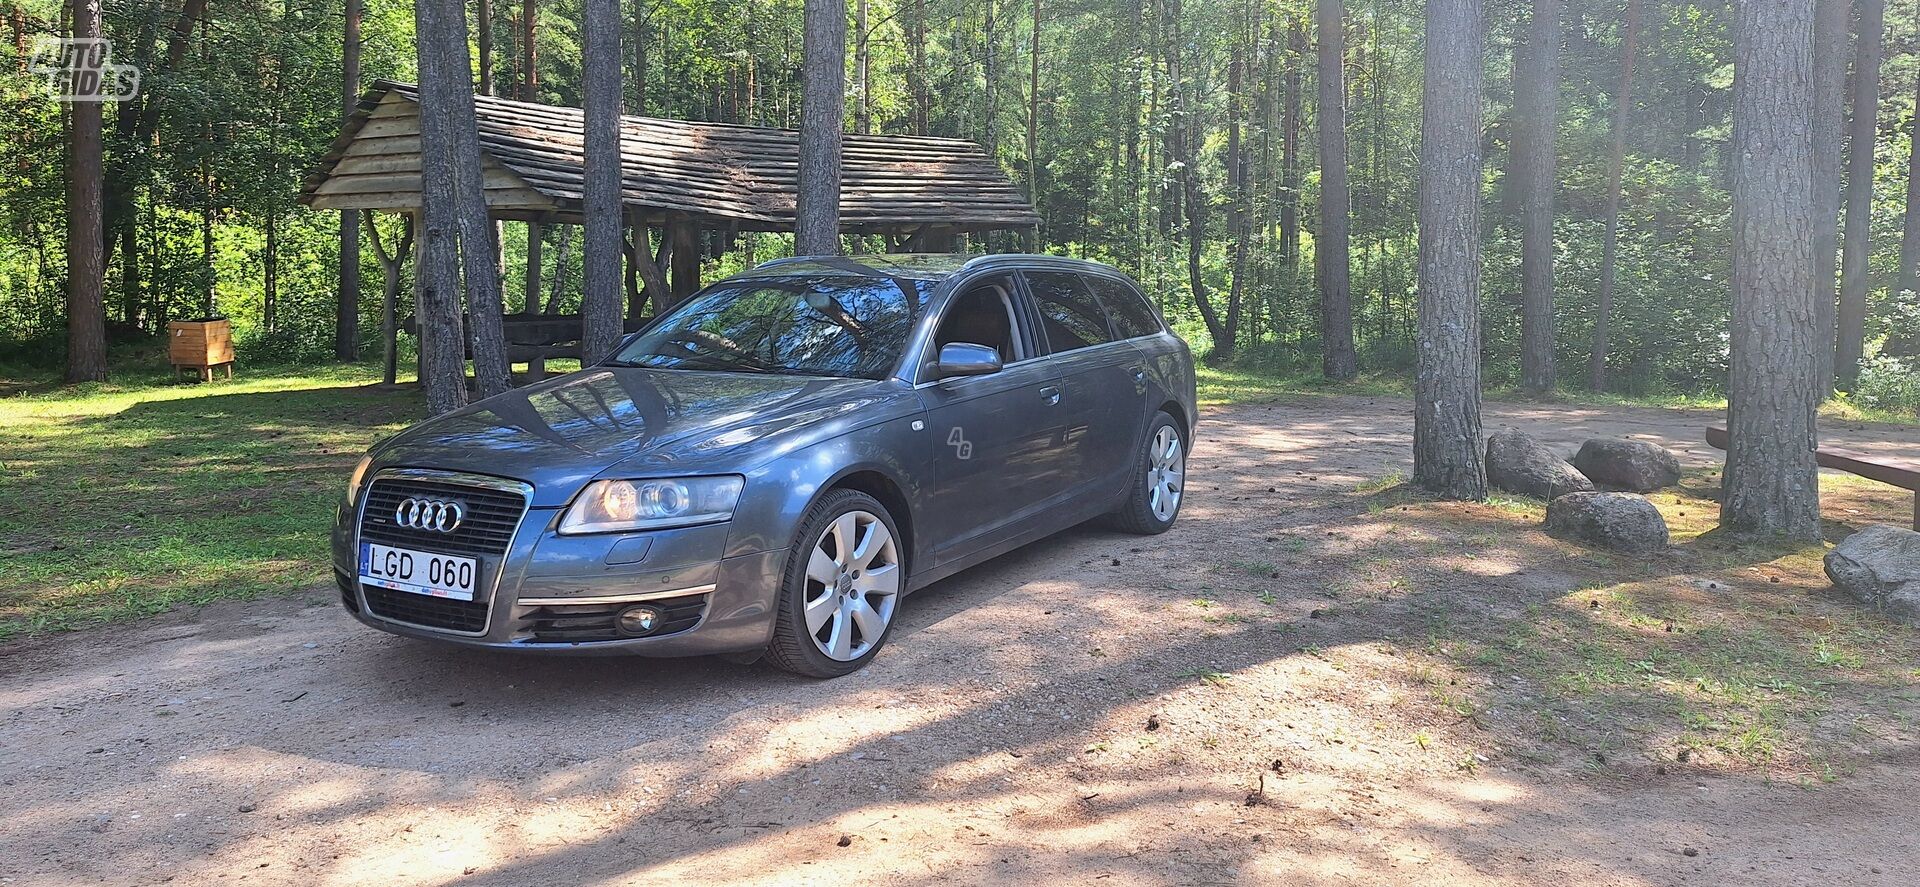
1106, 412, 1187, 535
764, 489, 905, 678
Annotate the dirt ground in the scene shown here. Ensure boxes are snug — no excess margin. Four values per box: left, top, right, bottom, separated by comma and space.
5, 395, 1920, 887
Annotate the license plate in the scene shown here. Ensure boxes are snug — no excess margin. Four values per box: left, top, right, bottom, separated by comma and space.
358, 542, 478, 601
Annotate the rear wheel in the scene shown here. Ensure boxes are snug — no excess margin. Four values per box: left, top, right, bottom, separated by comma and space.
764, 489, 905, 678
1105, 411, 1186, 535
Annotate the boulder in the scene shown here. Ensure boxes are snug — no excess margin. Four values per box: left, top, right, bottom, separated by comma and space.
1485, 429, 1595, 500
1825, 525, 1920, 625
1570, 438, 1683, 492
1545, 492, 1670, 553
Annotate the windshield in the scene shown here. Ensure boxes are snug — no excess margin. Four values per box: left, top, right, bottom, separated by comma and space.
606, 274, 931, 380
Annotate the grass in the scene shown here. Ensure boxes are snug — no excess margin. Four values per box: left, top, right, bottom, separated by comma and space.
1195, 363, 1920, 426
1381, 467, 1920, 778
0, 360, 420, 639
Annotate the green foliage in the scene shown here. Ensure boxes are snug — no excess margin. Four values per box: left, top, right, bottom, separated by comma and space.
1, 0, 1916, 402
1850, 354, 1920, 417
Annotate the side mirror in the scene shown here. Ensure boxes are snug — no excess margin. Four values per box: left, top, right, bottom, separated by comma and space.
936, 342, 1003, 379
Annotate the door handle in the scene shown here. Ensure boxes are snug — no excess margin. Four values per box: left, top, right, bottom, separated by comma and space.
1039, 386, 1061, 406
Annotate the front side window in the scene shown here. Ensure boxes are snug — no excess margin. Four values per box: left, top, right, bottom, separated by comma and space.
1025, 271, 1115, 354
607, 274, 929, 379
932, 275, 1024, 364
1087, 276, 1163, 338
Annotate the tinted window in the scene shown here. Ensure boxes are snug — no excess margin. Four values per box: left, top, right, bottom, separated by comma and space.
608, 274, 929, 379
1026, 271, 1115, 353
1087, 276, 1162, 338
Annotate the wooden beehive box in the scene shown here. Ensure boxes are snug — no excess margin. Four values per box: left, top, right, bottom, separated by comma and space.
168, 319, 234, 379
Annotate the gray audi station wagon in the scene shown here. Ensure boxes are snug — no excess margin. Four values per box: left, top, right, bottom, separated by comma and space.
333, 254, 1197, 676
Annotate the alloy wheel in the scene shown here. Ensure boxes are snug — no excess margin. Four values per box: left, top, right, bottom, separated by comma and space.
802, 510, 901, 661
1147, 425, 1185, 522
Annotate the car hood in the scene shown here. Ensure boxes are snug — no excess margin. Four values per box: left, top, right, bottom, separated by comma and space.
371, 368, 901, 506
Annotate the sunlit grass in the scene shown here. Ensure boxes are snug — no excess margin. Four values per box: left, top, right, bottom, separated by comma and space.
0, 362, 421, 639
1394, 467, 1920, 777
1197, 363, 1918, 426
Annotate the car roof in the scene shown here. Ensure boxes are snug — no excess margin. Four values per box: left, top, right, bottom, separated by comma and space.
739, 253, 1128, 283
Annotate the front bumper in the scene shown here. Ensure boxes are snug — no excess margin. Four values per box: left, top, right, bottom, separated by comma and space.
332, 485, 786, 656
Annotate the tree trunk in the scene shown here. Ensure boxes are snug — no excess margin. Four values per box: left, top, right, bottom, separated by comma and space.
102, 0, 207, 334
1516, 0, 1560, 394
1281, 18, 1304, 272
1224, 44, 1249, 362
985, 0, 999, 155
581, 0, 625, 363
855, 0, 870, 134
264, 208, 279, 332
1723, 0, 1822, 539
365, 212, 413, 386
477, 0, 495, 95
1811, 0, 1848, 395
520, 0, 538, 100
1413, 0, 1486, 500
336, 0, 364, 361
632, 0, 650, 114
1838, 0, 1884, 388
795, 0, 845, 255
413, 0, 474, 414
1592, 0, 1642, 392
1900, 60, 1920, 304
909, 0, 929, 134
1028, 0, 1041, 215
437, 0, 510, 397
65, 0, 106, 383
1317, 0, 1358, 380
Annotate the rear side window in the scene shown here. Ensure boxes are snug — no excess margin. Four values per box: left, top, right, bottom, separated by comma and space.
1087, 276, 1163, 338
1025, 271, 1115, 354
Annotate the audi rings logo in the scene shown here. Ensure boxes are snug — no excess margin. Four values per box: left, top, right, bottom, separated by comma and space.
395, 497, 465, 533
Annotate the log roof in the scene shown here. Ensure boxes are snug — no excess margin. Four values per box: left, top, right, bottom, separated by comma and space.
299, 80, 1040, 234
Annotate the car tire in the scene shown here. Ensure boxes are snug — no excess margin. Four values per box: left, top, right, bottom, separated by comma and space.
764, 489, 906, 678
1105, 411, 1187, 535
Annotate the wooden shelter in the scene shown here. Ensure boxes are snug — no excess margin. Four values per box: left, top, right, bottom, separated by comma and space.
299, 80, 1040, 302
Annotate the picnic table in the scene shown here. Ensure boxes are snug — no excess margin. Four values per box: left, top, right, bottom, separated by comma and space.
1707, 426, 1920, 529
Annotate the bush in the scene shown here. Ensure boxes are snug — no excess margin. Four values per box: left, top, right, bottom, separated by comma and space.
1852, 354, 1920, 417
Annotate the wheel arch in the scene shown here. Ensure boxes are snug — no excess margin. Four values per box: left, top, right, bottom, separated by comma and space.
1157, 398, 1192, 441
822, 467, 916, 573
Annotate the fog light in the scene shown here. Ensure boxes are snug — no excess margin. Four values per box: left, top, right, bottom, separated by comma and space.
616, 605, 663, 636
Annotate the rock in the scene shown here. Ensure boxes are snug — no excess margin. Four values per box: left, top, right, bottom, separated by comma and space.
1825, 525, 1920, 624
1569, 438, 1682, 492
1485, 429, 1595, 499
1545, 492, 1670, 553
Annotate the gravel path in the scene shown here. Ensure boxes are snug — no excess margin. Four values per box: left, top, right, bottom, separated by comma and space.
4, 395, 1917, 886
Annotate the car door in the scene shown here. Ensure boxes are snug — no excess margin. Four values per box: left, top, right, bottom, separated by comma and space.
917, 274, 1074, 564
1083, 271, 1164, 440
1020, 269, 1140, 502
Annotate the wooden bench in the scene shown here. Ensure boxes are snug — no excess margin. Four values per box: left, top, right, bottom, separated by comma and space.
1707, 426, 1920, 529
400, 314, 649, 383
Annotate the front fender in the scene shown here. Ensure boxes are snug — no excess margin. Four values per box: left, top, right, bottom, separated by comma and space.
722, 411, 932, 569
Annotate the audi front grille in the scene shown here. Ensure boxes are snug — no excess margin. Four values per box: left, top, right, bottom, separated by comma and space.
356, 475, 531, 634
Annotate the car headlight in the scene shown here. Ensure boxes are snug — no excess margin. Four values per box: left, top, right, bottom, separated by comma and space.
345, 454, 375, 507
559, 476, 745, 535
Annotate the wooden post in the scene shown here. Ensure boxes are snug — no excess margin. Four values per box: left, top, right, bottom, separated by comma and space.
671, 215, 700, 300
630, 212, 673, 317
522, 219, 543, 314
